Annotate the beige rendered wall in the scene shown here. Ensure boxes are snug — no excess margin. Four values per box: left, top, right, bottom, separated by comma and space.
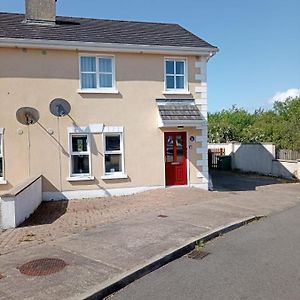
0, 47, 206, 195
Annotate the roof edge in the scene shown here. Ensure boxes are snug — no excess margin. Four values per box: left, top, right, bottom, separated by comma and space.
0, 38, 219, 56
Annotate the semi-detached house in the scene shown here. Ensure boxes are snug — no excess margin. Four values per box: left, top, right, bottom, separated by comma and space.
0, 0, 218, 201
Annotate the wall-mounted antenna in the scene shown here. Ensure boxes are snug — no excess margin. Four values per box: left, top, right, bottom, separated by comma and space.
16, 107, 40, 125
49, 98, 71, 117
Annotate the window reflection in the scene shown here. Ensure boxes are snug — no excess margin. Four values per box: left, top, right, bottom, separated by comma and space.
166, 136, 174, 162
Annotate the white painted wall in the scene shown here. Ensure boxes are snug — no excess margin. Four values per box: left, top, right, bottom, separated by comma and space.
231, 143, 275, 174
208, 143, 299, 180
0, 176, 42, 229
271, 160, 298, 179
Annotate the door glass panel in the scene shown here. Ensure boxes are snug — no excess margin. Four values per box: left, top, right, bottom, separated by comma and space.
176, 135, 184, 162
166, 136, 174, 162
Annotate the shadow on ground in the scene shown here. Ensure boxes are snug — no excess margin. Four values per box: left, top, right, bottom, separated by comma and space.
20, 201, 69, 227
211, 170, 291, 192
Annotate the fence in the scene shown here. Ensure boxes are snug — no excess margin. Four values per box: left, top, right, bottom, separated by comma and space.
276, 149, 300, 161
208, 148, 225, 169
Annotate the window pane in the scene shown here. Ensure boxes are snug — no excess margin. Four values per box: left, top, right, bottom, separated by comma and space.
72, 136, 88, 152
81, 73, 96, 89
176, 76, 184, 89
72, 155, 89, 174
176, 61, 184, 75
166, 136, 174, 162
166, 61, 174, 74
81, 56, 96, 72
0, 157, 2, 177
99, 58, 112, 73
105, 154, 122, 173
166, 75, 175, 89
176, 135, 184, 162
106, 135, 120, 151
99, 74, 113, 88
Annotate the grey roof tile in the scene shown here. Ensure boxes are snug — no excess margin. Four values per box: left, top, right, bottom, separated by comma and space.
157, 99, 204, 121
0, 12, 217, 49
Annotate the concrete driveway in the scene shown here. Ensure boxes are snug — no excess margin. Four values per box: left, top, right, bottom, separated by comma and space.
211, 170, 294, 191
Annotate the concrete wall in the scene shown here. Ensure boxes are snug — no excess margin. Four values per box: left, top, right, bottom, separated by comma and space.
0, 47, 210, 197
232, 143, 275, 174
0, 175, 42, 229
208, 143, 300, 180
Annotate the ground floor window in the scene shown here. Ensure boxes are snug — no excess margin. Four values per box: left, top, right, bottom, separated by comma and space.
103, 133, 124, 175
69, 134, 91, 177
0, 132, 3, 179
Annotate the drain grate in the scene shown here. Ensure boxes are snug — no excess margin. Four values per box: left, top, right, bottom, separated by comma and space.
17, 258, 67, 276
158, 215, 168, 218
188, 250, 210, 260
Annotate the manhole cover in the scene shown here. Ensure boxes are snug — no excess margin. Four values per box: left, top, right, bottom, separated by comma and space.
17, 258, 67, 276
188, 250, 210, 260
158, 215, 168, 218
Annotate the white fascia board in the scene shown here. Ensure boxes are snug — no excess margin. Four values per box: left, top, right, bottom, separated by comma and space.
0, 38, 219, 56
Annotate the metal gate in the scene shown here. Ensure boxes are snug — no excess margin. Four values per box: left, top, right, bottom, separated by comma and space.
208, 148, 225, 169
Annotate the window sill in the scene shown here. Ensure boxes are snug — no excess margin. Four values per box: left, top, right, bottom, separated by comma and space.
162, 90, 191, 95
77, 89, 119, 95
67, 176, 95, 182
101, 174, 128, 180
0, 180, 7, 185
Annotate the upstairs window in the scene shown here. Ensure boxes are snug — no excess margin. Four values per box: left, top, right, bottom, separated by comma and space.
0, 132, 3, 180
165, 59, 187, 91
69, 134, 91, 177
80, 56, 115, 90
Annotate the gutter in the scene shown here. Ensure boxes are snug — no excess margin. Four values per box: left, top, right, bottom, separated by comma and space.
0, 38, 219, 56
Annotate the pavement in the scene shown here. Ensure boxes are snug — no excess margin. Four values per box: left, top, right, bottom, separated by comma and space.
110, 202, 300, 300
0, 171, 299, 300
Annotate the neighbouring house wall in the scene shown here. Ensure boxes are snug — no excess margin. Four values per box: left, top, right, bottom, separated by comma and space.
208, 143, 299, 180
0, 47, 209, 197
0, 175, 42, 229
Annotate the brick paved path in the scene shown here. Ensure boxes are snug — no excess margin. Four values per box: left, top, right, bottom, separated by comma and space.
0, 188, 220, 255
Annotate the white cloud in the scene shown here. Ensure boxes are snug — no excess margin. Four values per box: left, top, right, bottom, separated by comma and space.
269, 88, 300, 103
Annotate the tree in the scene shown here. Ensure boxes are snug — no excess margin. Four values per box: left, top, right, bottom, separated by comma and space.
208, 96, 300, 151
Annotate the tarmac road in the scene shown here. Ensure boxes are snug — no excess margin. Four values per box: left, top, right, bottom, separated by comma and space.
110, 204, 300, 300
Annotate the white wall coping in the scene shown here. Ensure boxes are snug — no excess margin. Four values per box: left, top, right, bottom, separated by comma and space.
1, 175, 42, 199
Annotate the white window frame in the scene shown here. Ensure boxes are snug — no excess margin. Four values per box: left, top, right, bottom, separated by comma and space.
68, 133, 92, 179
164, 58, 188, 93
0, 130, 4, 182
79, 54, 117, 93
102, 132, 126, 179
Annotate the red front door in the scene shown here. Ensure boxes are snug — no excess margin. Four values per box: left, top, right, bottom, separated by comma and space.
165, 132, 187, 186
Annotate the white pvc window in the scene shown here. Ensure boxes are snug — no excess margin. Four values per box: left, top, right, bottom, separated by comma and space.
165, 59, 186, 91
0, 133, 3, 180
80, 55, 115, 90
103, 133, 124, 175
69, 134, 91, 177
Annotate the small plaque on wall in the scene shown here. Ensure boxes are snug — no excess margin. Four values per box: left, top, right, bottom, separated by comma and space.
190, 136, 195, 142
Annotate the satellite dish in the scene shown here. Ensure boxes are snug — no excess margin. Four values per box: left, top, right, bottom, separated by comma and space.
50, 98, 71, 117
16, 107, 40, 125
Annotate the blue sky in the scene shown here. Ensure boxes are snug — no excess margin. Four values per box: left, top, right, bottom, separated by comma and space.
1, 0, 300, 112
